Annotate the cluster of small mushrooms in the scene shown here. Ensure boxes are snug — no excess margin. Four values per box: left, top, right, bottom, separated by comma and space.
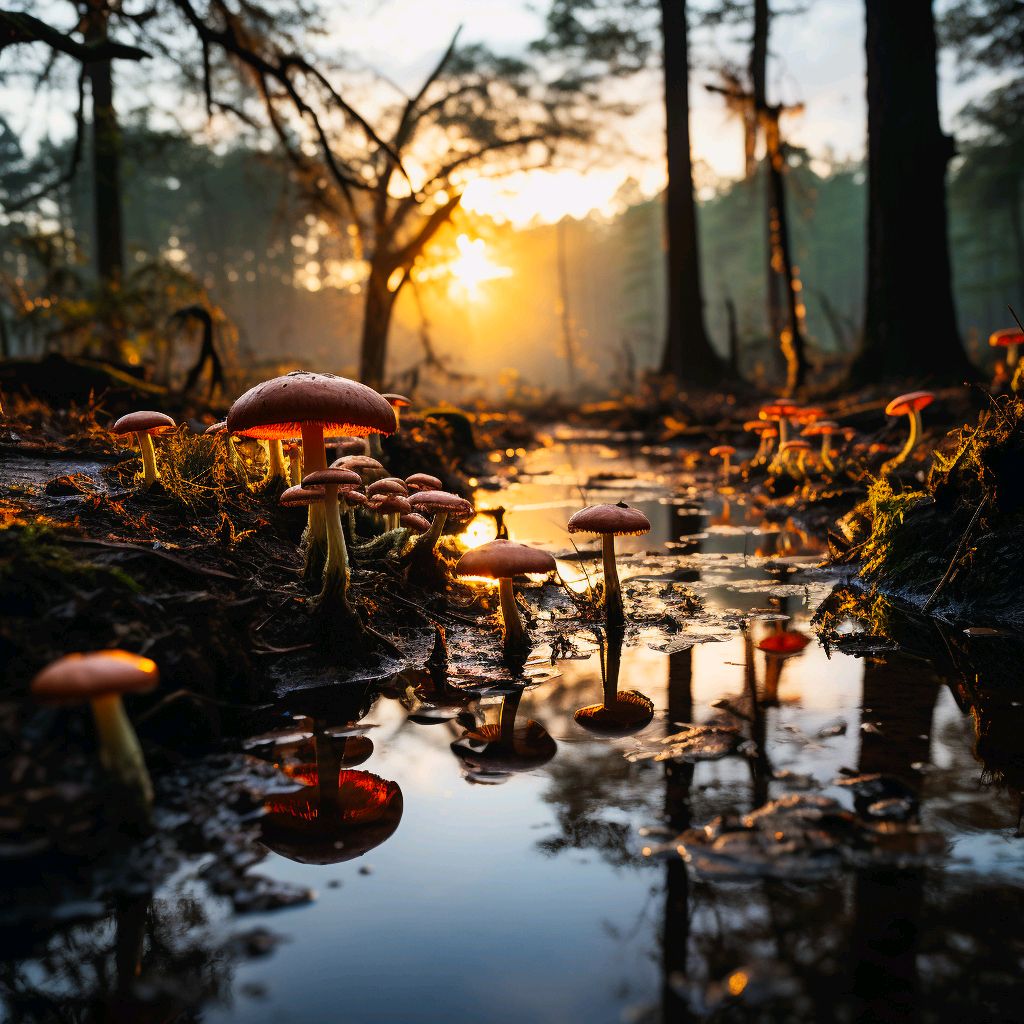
721, 389, 938, 482
33, 371, 658, 825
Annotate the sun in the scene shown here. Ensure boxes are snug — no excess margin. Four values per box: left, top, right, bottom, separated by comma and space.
444, 235, 512, 301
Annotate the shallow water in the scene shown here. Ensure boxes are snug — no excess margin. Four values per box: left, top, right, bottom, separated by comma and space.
7, 432, 1024, 1023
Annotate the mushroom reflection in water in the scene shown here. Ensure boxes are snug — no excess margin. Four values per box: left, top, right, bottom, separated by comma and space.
261, 765, 403, 865
451, 691, 556, 784
757, 620, 811, 706
574, 631, 654, 737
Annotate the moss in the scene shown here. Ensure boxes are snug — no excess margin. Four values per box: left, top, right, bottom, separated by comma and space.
832, 394, 1024, 625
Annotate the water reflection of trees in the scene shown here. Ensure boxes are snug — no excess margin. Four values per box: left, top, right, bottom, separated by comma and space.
0, 889, 246, 1023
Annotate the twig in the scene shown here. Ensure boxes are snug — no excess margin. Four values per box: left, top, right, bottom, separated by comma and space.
922, 498, 988, 613
62, 536, 240, 580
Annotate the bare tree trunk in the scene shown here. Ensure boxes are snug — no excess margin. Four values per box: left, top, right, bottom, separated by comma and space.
659, 0, 724, 386
83, 0, 124, 362
555, 218, 578, 388
359, 263, 399, 389
854, 0, 972, 384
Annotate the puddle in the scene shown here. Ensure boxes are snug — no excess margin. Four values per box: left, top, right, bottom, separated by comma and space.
6, 430, 1024, 1023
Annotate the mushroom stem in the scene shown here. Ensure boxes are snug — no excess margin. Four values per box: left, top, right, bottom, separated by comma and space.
1009, 345, 1020, 368
320, 482, 351, 601
498, 691, 520, 744
135, 431, 160, 487
288, 447, 302, 486
418, 511, 449, 552
885, 408, 922, 473
267, 440, 289, 482
820, 436, 835, 472
721, 453, 731, 480
602, 533, 624, 628
603, 633, 623, 708
90, 693, 153, 812
300, 423, 329, 583
778, 419, 789, 446
368, 433, 384, 461
498, 576, 527, 651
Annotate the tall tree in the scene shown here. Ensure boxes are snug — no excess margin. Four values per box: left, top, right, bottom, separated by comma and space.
853, 0, 972, 383
659, 0, 724, 385
537, 0, 725, 386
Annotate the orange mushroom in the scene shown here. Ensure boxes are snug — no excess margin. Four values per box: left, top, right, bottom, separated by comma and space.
883, 390, 935, 472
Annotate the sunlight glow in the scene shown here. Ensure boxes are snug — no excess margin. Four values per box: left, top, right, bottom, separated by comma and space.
431, 235, 512, 302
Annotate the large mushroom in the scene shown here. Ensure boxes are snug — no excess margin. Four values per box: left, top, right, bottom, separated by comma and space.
111, 411, 175, 488
226, 372, 396, 583
883, 390, 935, 473
567, 502, 651, 629
301, 467, 363, 607
31, 650, 159, 819
456, 539, 555, 655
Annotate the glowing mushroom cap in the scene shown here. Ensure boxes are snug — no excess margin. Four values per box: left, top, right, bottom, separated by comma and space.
791, 406, 826, 423
400, 513, 431, 534
32, 650, 159, 704
226, 372, 396, 440
709, 445, 736, 457
280, 485, 324, 507
366, 478, 409, 497
381, 393, 412, 409
409, 490, 474, 519
111, 411, 176, 436
743, 420, 770, 433
885, 390, 935, 417
801, 420, 839, 437
989, 328, 1024, 348
759, 401, 801, 421
567, 501, 651, 537
302, 468, 363, 490
456, 539, 555, 579
406, 473, 443, 492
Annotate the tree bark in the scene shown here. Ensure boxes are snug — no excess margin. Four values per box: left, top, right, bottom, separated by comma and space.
359, 261, 400, 389
658, 0, 724, 386
83, 0, 125, 362
854, 0, 972, 384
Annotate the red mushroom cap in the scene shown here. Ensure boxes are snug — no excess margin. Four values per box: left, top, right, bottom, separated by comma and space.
367, 478, 409, 497
801, 420, 838, 437
456, 539, 555, 579
709, 445, 736, 457
381, 393, 412, 409
227, 372, 396, 440
567, 501, 651, 537
759, 401, 802, 421
32, 650, 159, 704
885, 390, 935, 417
112, 411, 176, 436
369, 494, 413, 515
280, 485, 325, 507
758, 632, 810, 656
989, 328, 1024, 348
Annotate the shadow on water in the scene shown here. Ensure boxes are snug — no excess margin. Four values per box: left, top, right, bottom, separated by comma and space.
6, 431, 1024, 1022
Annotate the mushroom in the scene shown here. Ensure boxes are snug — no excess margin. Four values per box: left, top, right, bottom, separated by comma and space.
567, 502, 651, 629
455, 539, 555, 654
301, 467, 364, 607
450, 691, 556, 783
31, 650, 159, 817
285, 442, 303, 486
226, 372, 396, 583
989, 327, 1024, 370
758, 400, 801, 447
778, 439, 812, 478
400, 512, 431, 534
369, 492, 413, 532
204, 419, 246, 481
333, 437, 370, 457
801, 419, 839, 472
332, 454, 388, 485
111, 411, 175, 488
709, 444, 736, 482
280, 485, 324, 508
882, 390, 935, 473
408, 490, 475, 553
382, 393, 412, 428
573, 633, 653, 737
405, 473, 442, 492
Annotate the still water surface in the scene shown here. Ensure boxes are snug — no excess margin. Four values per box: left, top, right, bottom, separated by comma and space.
13, 433, 1024, 1022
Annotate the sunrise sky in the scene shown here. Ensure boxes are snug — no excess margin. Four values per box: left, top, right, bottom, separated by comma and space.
3, 1, 991, 227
